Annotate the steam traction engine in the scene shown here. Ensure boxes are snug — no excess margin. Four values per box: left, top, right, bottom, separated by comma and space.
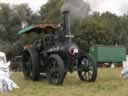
18, 11, 97, 85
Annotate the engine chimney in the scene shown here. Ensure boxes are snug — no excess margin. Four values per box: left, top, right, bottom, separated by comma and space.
63, 10, 70, 35
63, 10, 73, 43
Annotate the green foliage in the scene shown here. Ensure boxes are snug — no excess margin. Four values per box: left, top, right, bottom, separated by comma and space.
1, 0, 128, 57
0, 3, 42, 56
39, 0, 63, 23
74, 12, 128, 49
0, 4, 18, 42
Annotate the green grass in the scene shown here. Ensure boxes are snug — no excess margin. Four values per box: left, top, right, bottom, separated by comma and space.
1, 68, 128, 96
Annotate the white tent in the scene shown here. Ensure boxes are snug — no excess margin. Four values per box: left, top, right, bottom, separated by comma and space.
0, 51, 19, 92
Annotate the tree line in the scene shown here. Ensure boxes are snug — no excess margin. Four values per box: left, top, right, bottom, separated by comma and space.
0, 0, 128, 58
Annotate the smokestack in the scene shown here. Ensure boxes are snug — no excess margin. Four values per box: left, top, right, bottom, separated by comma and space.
63, 10, 71, 36
63, 10, 73, 43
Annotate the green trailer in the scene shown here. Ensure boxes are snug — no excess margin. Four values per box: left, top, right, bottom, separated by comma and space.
89, 45, 126, 67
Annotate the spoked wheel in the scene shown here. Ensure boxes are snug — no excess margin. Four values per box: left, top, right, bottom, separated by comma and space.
47, 55, 66, 85
22, 51, 32, 79
78, 53, 97, 82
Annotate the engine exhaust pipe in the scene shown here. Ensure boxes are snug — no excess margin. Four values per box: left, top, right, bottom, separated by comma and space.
63, 10, 70, 35
63, 10, 73, 43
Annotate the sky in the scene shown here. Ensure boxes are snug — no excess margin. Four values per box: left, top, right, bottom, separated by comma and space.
85, 0, 128, 16
0, 0, 48, 12
0, 0, 128, 16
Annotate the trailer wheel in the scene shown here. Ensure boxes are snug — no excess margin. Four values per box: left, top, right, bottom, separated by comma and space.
78, 53, 97, 82
47, 54, 66, 85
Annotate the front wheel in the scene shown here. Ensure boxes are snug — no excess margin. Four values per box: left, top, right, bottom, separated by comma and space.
77, 53, 97, 82
47, 54, 66, 85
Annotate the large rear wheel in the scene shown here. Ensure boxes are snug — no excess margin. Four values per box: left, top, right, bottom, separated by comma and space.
31, 49, 40, 81
77, 53, 97, 82
22, 49, 40, 81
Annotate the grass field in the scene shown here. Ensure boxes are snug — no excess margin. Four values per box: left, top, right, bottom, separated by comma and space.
1, 68, 128, 96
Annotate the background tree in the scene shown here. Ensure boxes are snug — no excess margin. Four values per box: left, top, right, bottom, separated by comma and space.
39, 0, 63, 23
1, 0, 128, 57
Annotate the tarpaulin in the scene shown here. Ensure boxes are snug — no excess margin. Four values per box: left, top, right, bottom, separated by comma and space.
0, 52, 19, 92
